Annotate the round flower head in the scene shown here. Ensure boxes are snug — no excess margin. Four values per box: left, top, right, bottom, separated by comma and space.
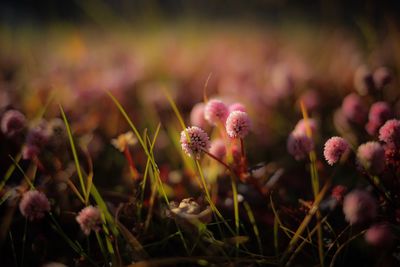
180, 126, 210, 159
323, 136, 349, 165
204, 99, 229, 126
331, 185, 347, 203
1, 109, 26, 138
190, 103, 207, 129
343, 190, 377, 225
366, 102, 393, 135
294, 118, 317, 136
373, 67, 391, 89
19, 190, 51, 221
229, 102, 247, 113
287, 132, 314, 161
341, 93, 367, 124
76, 206, 102, 236
357, 141, 385, 174
379, 119, 400, 147
365, 223, 393, 247
226, 111, 251, 139
353, 65, 374, 95
209, 139, 226, 160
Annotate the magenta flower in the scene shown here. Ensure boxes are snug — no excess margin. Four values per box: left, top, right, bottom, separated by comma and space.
331, 185, 347, 203
343, 190, 377, 225
76, 206, 102, 236
229, 102, 247, 113
190, 103, 207, 129
287, 132, 314, 160
1, 109, 26, 138
226, 111, 251, 139
294, 118, 317, 136
204, 99, 229, 126
357, 141, 385, 174
180, 126, 210, 159
379, 119, 400, 147
323, 136, 349, 165
341, 93, 367, 124
365, 223, 393, 247
23, 121, 50, 160
19, 190, 51, 221
365, 101, 393, 136
209, 139, 226, 160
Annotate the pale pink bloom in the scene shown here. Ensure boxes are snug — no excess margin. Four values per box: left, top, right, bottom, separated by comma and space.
357, 141, 385, 174
180, 126, 210, 159
229, 102, 247, 113
365, 102, 393, 136
379, 119, 400, 147
209, 139, 226, 160
1, 109, 26, 138
190, 103, 207, 128
365, 223, 393, 247
226, 111, 251, 139
287, 132, 314, 161
76, 206, 102, 236
323, 137, 349, 165
204, 99, 229, 126
341, 93, 367, 124
293, 118, 317, 136
343, 190, 377, 224
19, 190, 51, 221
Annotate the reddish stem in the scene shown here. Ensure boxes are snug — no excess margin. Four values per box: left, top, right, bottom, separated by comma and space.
124, 147, 139, 180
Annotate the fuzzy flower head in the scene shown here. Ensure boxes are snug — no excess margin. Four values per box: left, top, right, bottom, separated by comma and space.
180, 126, 210, 159
76, 206, 102, 236
209, 139, 226, 160
229, 102, 247, 113
324, 136, 349, 165
343, 190, 377, 225
379, 119, 400, 147
341, 93, 367, 124
19, 190, 51, 221
366, 102, 393, 136
353, 65, 374, 95
204, 99, 229, 126
111, 131, 137, 152
190, 103, 207, 129
357, 141, 385, 174
293, 118, 317, 136
287, 132, 314, 161
1, 109, 26, 138
365, 223, 393, 247
226, 111, 251, 139
331, 185, 347, 203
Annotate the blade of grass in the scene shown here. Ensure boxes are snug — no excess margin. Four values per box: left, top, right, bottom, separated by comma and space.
59, 105, 87, 198
0, 153, 22, 192
243, 201, 263, 255
9, 155, 34, 189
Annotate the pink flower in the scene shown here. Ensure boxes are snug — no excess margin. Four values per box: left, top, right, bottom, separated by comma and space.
1, 109, 26, 138
190, 103, 207, 129
357, 142, 385, 174
180, 126, 210, 159
229, 102, 247, 113
331, 185, 347, 203
294, 118, 318, 136
226, 111, 251, 139
365, 223, 393, 247
287, 132, 314, 160
204, 99, 229, 126
365, 102, 393, 136
379, 119, 400, 147
19, 190, 51, 221
343, 190, 377, 224
209, 139, 226, 160
323, 136, 349, 165
76, 206, 102, 236
341, 93, 367, 124
373, 67, 391, 89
